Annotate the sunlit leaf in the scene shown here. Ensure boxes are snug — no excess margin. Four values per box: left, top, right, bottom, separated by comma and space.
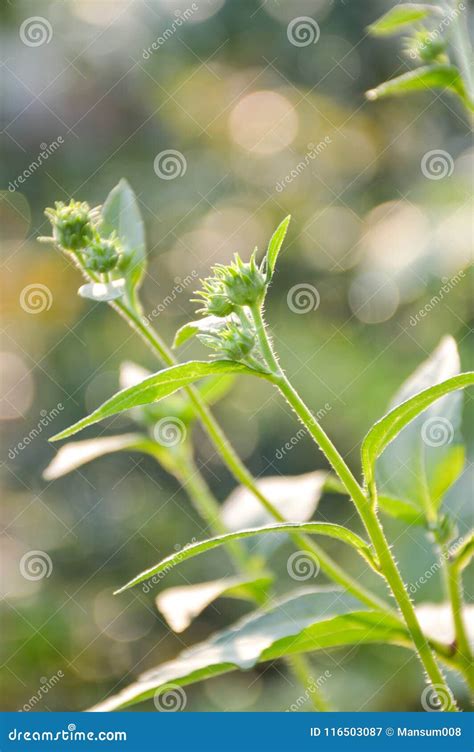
101, 179, 147, 305
362, 339, 473, 520
377, 495, 423, 525
366, 65, 472, 110
265, 215, 291, 281
115, 522, 376, 594
51, 361, 266, 442
90, 588, 410, 711
367, 4, 439, 36
156, 575, 273, 633
173, 316, 232, 349
221, 471, 328, 555
78, 279, 125, 302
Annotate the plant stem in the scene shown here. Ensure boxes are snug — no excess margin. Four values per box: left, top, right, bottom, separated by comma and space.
250, 303, 459, 711
440, 543, 473, 688
115, 301, 390, 613
287, 654, 331, 711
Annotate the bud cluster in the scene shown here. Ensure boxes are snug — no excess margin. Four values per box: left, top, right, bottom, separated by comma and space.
404, 29, 447, 64
192, 250, 269, 367
43, 200, 123, 277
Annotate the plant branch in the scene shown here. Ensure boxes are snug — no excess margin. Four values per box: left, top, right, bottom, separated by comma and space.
250, 303, 460, 711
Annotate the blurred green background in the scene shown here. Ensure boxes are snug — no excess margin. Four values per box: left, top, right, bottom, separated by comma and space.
1, 0, 473, 712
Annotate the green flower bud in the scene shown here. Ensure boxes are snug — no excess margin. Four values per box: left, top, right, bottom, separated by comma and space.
199, 320, 255, 362
44, 200, 96, 251
84, 235, 122, 274
215, 251, 266, 307
194, 277, 236, 318
404, 30, 447, 64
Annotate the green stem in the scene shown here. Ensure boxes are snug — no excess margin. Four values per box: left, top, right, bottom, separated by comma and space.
250, 303, 459, 711
116, 302, 390, 613
287, 654, 331, 712
440, 544, 473, 688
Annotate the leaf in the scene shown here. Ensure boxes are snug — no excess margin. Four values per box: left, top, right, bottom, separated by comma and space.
221, 471, 328, 555
43, 434, 153, 480
50, 361, 265, 442
115, 522, 376, 594
196, 373, 235, 407
450, 533, 474, 573
416, 602, 474, 649
366, 65, 473, 110
362, 340, 473, 513
78, 279, 125, 302
265, 215, 291, 281
367, 4, 439, 36
156, 575, 273, 633
101, 179, 147, 304
173, 316, 232, 349
378, 495, 423, 525
90, 588, 409, 711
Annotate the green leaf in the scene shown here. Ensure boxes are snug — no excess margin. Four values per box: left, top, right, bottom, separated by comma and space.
156, 575, 273, 633
42, 433, 178, 480
362, 338, 473, 517
378, 495, 423, 525
367, 4, 439, 36
265, 215, 291, 281
366, 65, 473, 110
50, 361, 265, 442
90, 588, 409, 711
101, 179, 147, 304
78, 279, 125, 302
221, 471, 328, 556
450, 532, 474, 573
173, 316, 231, 349
115, 522, 376, 594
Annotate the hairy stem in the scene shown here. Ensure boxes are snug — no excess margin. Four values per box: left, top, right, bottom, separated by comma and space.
250, 303, 459, 710
440, 544, 473, 690
287, 654, 331, 712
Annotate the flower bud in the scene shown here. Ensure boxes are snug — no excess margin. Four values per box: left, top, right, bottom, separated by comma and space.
215, 251, 266, 307
44, 200, 96, 251
194, 277, 236, 317
199, 320, 256, 362
84, 235, 122, 274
